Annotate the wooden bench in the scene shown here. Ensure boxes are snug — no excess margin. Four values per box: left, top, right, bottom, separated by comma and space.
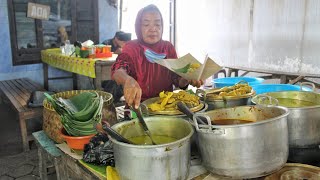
0, 78, 44, 151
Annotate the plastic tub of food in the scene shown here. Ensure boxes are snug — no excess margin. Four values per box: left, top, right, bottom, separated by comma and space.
213, 77, 264, 88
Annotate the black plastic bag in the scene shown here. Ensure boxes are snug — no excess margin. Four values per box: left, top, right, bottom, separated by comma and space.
83, 133, 115, 166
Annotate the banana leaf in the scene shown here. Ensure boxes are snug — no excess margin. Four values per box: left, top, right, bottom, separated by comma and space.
58, 92, 98, 114
44, 92, 103, 136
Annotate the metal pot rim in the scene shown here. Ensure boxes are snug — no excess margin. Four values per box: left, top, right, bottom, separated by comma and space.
286, 105, 320, 110
252, 91, 320, 109
196, 105, 289, 129
109, 118, 194, 148
144, 103, 208, 117
205, 91, 256, 101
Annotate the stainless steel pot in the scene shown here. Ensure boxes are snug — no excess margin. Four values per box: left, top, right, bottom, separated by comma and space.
205, 96, 253, 110
109, 117, 194, 180
196, 89, 255, 110
193, 105, 289, 179
252, 91, 320, 148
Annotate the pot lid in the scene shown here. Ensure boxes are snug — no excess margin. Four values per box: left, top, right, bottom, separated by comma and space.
264, 163, 320, 180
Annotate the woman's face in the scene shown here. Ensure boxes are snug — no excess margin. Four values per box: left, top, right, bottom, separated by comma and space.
141, 11, 162, 44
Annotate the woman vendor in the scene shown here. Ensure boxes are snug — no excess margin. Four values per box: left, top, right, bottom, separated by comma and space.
111, 4, 203, 109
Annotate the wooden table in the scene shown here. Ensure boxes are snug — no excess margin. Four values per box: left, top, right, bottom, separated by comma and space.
224, 66, 320, 86
35, 131, 289, 180
41, 49, 117, 90
33, 130, 210, 180
33, 130, 105, 180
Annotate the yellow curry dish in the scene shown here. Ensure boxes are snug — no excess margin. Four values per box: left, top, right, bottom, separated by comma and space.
205, 83, 254, 99
147, 90, 200, 112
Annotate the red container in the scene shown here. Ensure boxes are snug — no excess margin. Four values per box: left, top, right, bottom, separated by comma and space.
95, 52, 112, 58
60, 128, 95, 150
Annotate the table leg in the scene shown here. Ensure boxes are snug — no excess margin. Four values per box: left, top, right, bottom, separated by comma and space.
43, 63, 49, 90
38, 147, 48, 180
227, 68, 239, 77
289, 76, 305, 85
280, 75, 288, 84
72, 73, 78, 90
19, 114, 29, 151
94, 62, 102, 90
54, 156, 67, 180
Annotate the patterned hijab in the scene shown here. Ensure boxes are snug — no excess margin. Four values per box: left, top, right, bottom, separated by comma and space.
134, 4, 167, 63
135, 4, 164, 47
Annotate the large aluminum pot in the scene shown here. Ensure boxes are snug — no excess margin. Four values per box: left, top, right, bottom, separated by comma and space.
252, 91, 320, 148
109, 117, 194, 180
193, 105, 289, 179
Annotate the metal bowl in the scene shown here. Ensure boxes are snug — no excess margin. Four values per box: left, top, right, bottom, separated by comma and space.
141, 97, 206, 116
196, 88, 256, 110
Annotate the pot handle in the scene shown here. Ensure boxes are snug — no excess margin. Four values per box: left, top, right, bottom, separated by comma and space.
196, 89, 207, 102
140, 103, 150, 117
300, 82, 316, 92
193, 114, 225, 135
193, 114, 211, 131
254, 94, 279, 106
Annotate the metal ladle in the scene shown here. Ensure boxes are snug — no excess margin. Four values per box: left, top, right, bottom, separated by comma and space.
177, 101, 208, 125
95, 123, 135, 144
130, 106, 157, 145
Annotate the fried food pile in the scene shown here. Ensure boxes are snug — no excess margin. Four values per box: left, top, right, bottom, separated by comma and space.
208, 83, 253, 98
148, 91, 200, 112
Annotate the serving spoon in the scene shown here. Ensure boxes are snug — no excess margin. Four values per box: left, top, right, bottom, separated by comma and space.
130, 106, 157, 145
95, 123, 135, 144
177, 101, 209, 125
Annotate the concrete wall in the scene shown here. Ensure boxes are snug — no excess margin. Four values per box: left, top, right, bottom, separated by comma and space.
0, 1, 44, 84
0, 0, 118, 91
176, 0, 320, 76
99, 0, 119, 43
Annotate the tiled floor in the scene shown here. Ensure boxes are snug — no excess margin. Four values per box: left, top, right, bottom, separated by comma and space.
0, 103, 56, 180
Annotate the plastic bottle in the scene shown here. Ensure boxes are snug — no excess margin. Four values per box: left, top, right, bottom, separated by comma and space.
65, 40, 71, 55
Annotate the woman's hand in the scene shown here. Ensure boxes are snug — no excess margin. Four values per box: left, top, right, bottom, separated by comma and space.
112, 68, 142, 109
189, 79, 204, 88
123, 76, 142, 109
179, 78, 204, 88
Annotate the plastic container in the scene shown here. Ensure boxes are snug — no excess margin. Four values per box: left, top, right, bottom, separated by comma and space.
251, 84, 312, 95
213, 77, 264, 88
60, 128, 95, 150
95, 52, 112, 58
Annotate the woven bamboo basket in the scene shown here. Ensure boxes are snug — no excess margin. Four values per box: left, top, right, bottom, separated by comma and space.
43, 90, 117, 143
